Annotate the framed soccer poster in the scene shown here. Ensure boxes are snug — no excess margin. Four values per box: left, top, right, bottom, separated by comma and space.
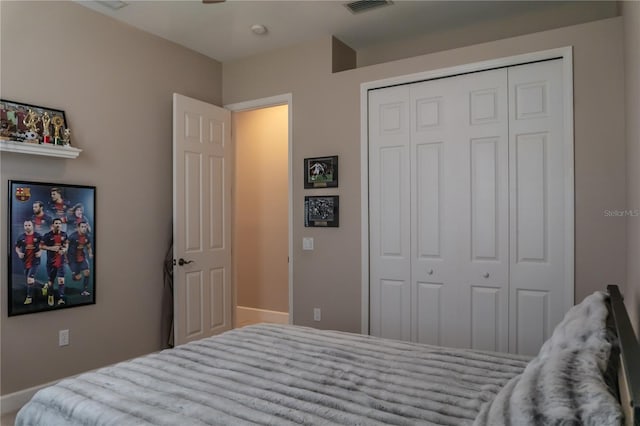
304, 195, 339, 227
8, 180, 96, 316
304, 156, 338, 188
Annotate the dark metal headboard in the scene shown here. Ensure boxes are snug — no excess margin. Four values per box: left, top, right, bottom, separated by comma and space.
607, 284, 640, 426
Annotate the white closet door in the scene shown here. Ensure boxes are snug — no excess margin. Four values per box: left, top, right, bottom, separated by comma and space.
448, 69, 509, 351
369, 59, 568, 355
410, 69, 509, 351
508, 59, 566, 355
408, 76, 456, 346
369, 85, 412, 341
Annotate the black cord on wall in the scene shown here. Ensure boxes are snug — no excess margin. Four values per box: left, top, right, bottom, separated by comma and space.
162, 241, 174, 348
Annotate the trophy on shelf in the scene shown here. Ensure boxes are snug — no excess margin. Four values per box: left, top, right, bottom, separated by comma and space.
1, 100, 72, 148
42, 112, 52, 144
0, 121, 10, 140
22, 109, 40, 144
52, 115, 64, 145
62, 128, 71, 146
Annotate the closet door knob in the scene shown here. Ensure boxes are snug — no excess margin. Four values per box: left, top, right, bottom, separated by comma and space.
427, 269, 434, 275
483, 272, 490, 278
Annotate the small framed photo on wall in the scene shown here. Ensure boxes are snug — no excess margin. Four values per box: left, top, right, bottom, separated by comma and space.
304, 156, 338, 188
305, 195, 339, 227
8, 180, 96, 316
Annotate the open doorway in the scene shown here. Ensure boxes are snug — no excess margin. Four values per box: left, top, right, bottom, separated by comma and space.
232, 103, 290, 327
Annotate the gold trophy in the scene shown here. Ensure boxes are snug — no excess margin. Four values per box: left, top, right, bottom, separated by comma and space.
52, 115, 64, 145
22, 109, 40, 143
42, 112, 52, 144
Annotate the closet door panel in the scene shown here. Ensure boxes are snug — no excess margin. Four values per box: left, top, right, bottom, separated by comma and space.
416, 142, 443, 258
410, 78, 457, 345
416, 282, 443, 345
456, 69, 509, 352
471, 137, 500, 261
471, 286, 502, 352
369, 85, 411, 340
516, 289, 550, 355
380, 147, 405, 256
379, 279, 411, 340
515, 132, 548, 262
509, 59, 565, 355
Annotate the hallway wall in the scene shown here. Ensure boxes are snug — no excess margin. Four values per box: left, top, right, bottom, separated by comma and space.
233, 105, 289, 313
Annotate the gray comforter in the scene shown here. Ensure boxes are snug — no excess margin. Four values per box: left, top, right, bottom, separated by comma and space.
16, 324, 530, 425
16, 291, 621, 425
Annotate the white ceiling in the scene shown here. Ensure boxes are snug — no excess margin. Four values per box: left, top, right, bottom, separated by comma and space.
77, 0, 590, 63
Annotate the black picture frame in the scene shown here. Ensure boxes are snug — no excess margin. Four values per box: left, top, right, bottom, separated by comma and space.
8, 180, 96, 316
0, 99, 67, 144
304, 156, 338, 188
305, 195, 339, 227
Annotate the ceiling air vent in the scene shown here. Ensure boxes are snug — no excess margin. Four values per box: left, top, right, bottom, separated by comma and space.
95, 0, 128, 10
345, 0, 393, 14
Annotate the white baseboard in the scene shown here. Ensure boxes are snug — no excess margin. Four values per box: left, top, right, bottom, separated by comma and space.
235, 306, 289, 328
1, 379, 58, 415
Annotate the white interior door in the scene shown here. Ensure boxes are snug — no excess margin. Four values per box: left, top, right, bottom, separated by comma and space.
369, 59, 567, 354
508, 59, 566, 355
410, 69, 509, 351
370, 69, 509, 349
368, 85, 412, 341
173, 93, 232, 346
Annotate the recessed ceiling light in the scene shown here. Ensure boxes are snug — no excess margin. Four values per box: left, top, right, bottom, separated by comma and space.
250, 24, 268, 35
95, 0, 128, 10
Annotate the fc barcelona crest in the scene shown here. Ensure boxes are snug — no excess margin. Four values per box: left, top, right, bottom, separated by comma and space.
14, 187, 31, 202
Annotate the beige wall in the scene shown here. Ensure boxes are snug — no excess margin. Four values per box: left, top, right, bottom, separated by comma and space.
0, 1, 632, 398
223, 17, 627, 332
623, 1, 640, 337
0, 1, 222, 395
233, 105, 289, 312
357, 1, 618, 67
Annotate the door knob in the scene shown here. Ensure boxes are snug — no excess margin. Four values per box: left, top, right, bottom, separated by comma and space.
483, 272, 490, 278
178, 258, 193, 266
427, 269, 434, 275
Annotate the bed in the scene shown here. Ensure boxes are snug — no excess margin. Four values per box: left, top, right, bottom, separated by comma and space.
15, 285, 640, 426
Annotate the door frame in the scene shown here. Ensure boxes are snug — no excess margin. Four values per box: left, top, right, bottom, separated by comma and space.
360, 47, 575, 334
225, 93, 294, 324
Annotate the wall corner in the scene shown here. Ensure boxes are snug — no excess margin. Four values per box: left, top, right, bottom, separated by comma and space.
332, 36, 356, 73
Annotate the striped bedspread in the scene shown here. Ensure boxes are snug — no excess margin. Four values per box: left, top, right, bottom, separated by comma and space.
16, 323, 531, 426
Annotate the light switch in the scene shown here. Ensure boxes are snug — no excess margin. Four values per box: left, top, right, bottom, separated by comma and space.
302, 237, 314, 251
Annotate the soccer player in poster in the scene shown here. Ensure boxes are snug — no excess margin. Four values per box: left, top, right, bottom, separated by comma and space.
67, 203, 92, 233
40, 218, 69, 306
31, 201, 52, 234
68, 221, 93, 297
14, 220, 44, 305
48, 187, 69, 232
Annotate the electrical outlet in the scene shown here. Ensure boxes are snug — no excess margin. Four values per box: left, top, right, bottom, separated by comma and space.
313, 308, 321, 321
59, 329, 69, 346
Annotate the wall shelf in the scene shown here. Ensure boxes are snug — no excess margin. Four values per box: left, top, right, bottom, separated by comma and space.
0, 140, 81, 159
